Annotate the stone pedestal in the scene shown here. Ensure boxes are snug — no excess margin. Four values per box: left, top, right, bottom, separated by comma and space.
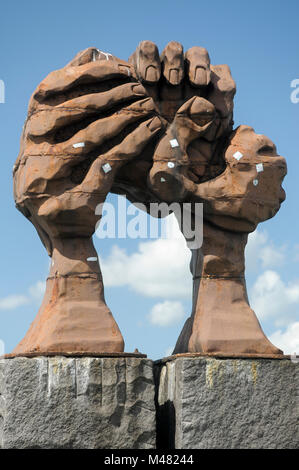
0, 356, 156, 449
155, 355, 298, 449
1, 354, 297, 449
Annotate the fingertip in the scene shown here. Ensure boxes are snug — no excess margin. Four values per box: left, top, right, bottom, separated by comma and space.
66, 47, 98, 67
210, 64, 236, 99
185, 46, 211, 87
136, 40, 161, 84
161, 41, 184, 86
132, 83, 147, 96
146, 116, 163, 133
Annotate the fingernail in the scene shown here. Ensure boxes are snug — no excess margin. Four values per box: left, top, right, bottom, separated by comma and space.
169, 69, 180, 85
147, 117, 161, 132
132, 83, 146, 96
145, 66, 159, 82
194, 67, 208, 86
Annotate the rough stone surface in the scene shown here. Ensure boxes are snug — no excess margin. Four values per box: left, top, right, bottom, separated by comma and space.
156, 357, 299, 449
0, 357, 156, 449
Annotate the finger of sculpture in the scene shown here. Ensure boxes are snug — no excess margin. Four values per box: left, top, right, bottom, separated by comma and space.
63, 97, 157, 157
23, 98, 156, 160
185, 46, 211, 87
175, 96, 217, 143
129, 40, 161, 84
66, 47, 123, 66
65, 47, 100, 67
32, 60, 135, 102
15, 114, 162, 238
185, 63, 236, 182
27, 82, 148, 137
76, 116, 162, 194
16, 113, 160, 210
148, 96, 217, 202
160, 41, 184, 86
209, 64, 236, 119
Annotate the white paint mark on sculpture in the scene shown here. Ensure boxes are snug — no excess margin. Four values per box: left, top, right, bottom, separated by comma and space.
170, 139, 179, 148
73, 142, 85, 149
256, 163, 264, 173
233, 151, 243, 161
102, 163, 112, 173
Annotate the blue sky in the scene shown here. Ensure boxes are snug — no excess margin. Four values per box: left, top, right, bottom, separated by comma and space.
0, 0, 298, 358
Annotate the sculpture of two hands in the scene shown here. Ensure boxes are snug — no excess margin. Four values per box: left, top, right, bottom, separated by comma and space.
12, 41, 287, 357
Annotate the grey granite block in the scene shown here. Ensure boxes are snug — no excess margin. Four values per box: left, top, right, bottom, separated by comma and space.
0, 356, 156, 449
156, 356, 299, 449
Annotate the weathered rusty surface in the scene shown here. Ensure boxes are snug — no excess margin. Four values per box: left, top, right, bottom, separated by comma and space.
12, 42, 286, 356
173, 222, 285, 356
128, 41, 286, 356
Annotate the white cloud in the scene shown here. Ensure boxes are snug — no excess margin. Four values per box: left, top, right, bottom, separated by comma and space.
100, 214, 192, 298
148, 300, 186, 327
0, 295, 29, 310
245, 229, 286, 272
259, 245, 285, 268
250, 270, 299, 327
29, 280, 46, 301
246, 230, 299, 344
0, 280, 46, 312
269, 322, 299, 355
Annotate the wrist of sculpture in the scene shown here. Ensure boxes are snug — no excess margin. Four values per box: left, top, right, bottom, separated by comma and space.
12, 236, 124, 355
174, 222, 282, 356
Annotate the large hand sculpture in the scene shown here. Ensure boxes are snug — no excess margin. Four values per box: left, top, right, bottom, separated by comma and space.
12, 41, 287, 357
13, 49, 163, 354
170, 126, 287, 355
129, 41, 287, 356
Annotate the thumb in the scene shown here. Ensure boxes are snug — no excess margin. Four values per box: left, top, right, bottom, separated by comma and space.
173, 96, 217, 153
147, 97, 217, 202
